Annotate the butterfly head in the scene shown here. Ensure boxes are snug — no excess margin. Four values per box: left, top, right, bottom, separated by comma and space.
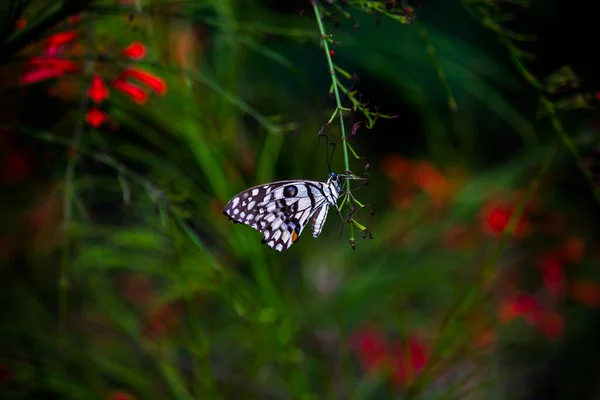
327, 172, 345, 194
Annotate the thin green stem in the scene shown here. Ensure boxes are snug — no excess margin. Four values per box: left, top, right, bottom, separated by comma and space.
312, 1, 355, 246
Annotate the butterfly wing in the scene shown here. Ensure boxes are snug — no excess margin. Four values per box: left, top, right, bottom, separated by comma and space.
223, 180, 336, 252
311, 203, 330, 238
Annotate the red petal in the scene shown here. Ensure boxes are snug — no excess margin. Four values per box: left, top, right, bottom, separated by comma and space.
538, 254, 564, 297
349, 328, 390, 372
122, 42, 147, 60
46, 31, 77, 47
533, 311, 564, 340
30, 57, 78, 72
113, 79, 148, 104
120, 67, 166, 95
70, 13, 83, 25
21, 68, 68, 84
407, 336, 427, 373
15, 18, 27, 30
498, 294, 539, 323
86, 108, 107, 128
87, 74, 109, 103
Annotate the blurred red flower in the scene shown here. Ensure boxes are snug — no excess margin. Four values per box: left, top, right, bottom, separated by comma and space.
109, 390, 138, 400
122, 42, 147, 60
392, 335, 428, 387
538, 253, 564, 298
498, 294, 539, 323
46, 31, 78, 55
120, 67, 167, 95
19, 33, 167, 127
87, 74, 109, 103
482, 202, 528, 237
112, 79, 148, 104
533, 311, 564, 340
569, 279, 600, 308
561, 237, 585, 264
85, 108, 107, 128
350, 328, 428, 388
21, 57, 78, 84
350, 328, 390, 373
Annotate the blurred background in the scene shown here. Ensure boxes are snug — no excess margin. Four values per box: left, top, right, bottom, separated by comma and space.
1, 0, 599, 399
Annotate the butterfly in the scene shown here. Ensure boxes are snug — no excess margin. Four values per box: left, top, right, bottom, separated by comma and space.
223, 173, 345, 252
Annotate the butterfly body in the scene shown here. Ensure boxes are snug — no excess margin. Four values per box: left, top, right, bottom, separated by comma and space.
223, 173, 344, 252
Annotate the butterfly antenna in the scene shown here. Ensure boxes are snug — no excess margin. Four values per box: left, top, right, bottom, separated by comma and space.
318, 133, 335, 174
328, 142, 336, 173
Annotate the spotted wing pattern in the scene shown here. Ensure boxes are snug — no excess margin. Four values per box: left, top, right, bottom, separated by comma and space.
223, 175, 342, 252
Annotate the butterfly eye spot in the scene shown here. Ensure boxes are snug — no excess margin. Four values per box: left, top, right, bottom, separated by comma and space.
283, 185, 298, 198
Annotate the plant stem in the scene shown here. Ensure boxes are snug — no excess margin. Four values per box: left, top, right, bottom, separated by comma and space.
312, 1, 355, 245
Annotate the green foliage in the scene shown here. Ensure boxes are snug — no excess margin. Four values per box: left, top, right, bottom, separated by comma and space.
0, 0, 597, 399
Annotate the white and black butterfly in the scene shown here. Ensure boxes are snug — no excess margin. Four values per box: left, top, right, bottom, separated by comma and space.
223, 173, 345, 252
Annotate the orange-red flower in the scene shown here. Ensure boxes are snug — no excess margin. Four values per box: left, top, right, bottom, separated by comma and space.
569, 279, 600, 309
392, 335, 428, 387
87, 74, 109, 103
112, 79, 148, 104
85, 108, 108, 128
21, 57, 78, 84
15, 18, 27, 30
561, 237, 585, 264
533, 311, 564, 340
350, 328, 390, 373
350, 328, 428, 388
109, 390, 138, 400
122, 42, 147, 60
498, 294, 539, 323
120, 67, 167, 95
538, 253, 564, 298
46, 31, 78, 56
482, 202, 528, 237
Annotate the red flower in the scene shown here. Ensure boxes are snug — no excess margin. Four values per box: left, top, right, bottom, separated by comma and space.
87, 74, 109, 103
46, 31, 77, 47
392, 336, 428, 387
2, 152, 30, 184
15, 18, 27, 30
533, 311, 564, 340
109, 391, 137, 400
350, 328, 428, 389
112, 79, 148, 104
570, 279, 600, 308
350, 328, 390, 373
538, 253, 564, 297
21, 58, 78, 84
86, 108, 108, 128
45, 31, 77, 56
122, 42, 147, 60
120, 67, 167, 95
498, 294, 539, 323
482, 204, 528, 237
